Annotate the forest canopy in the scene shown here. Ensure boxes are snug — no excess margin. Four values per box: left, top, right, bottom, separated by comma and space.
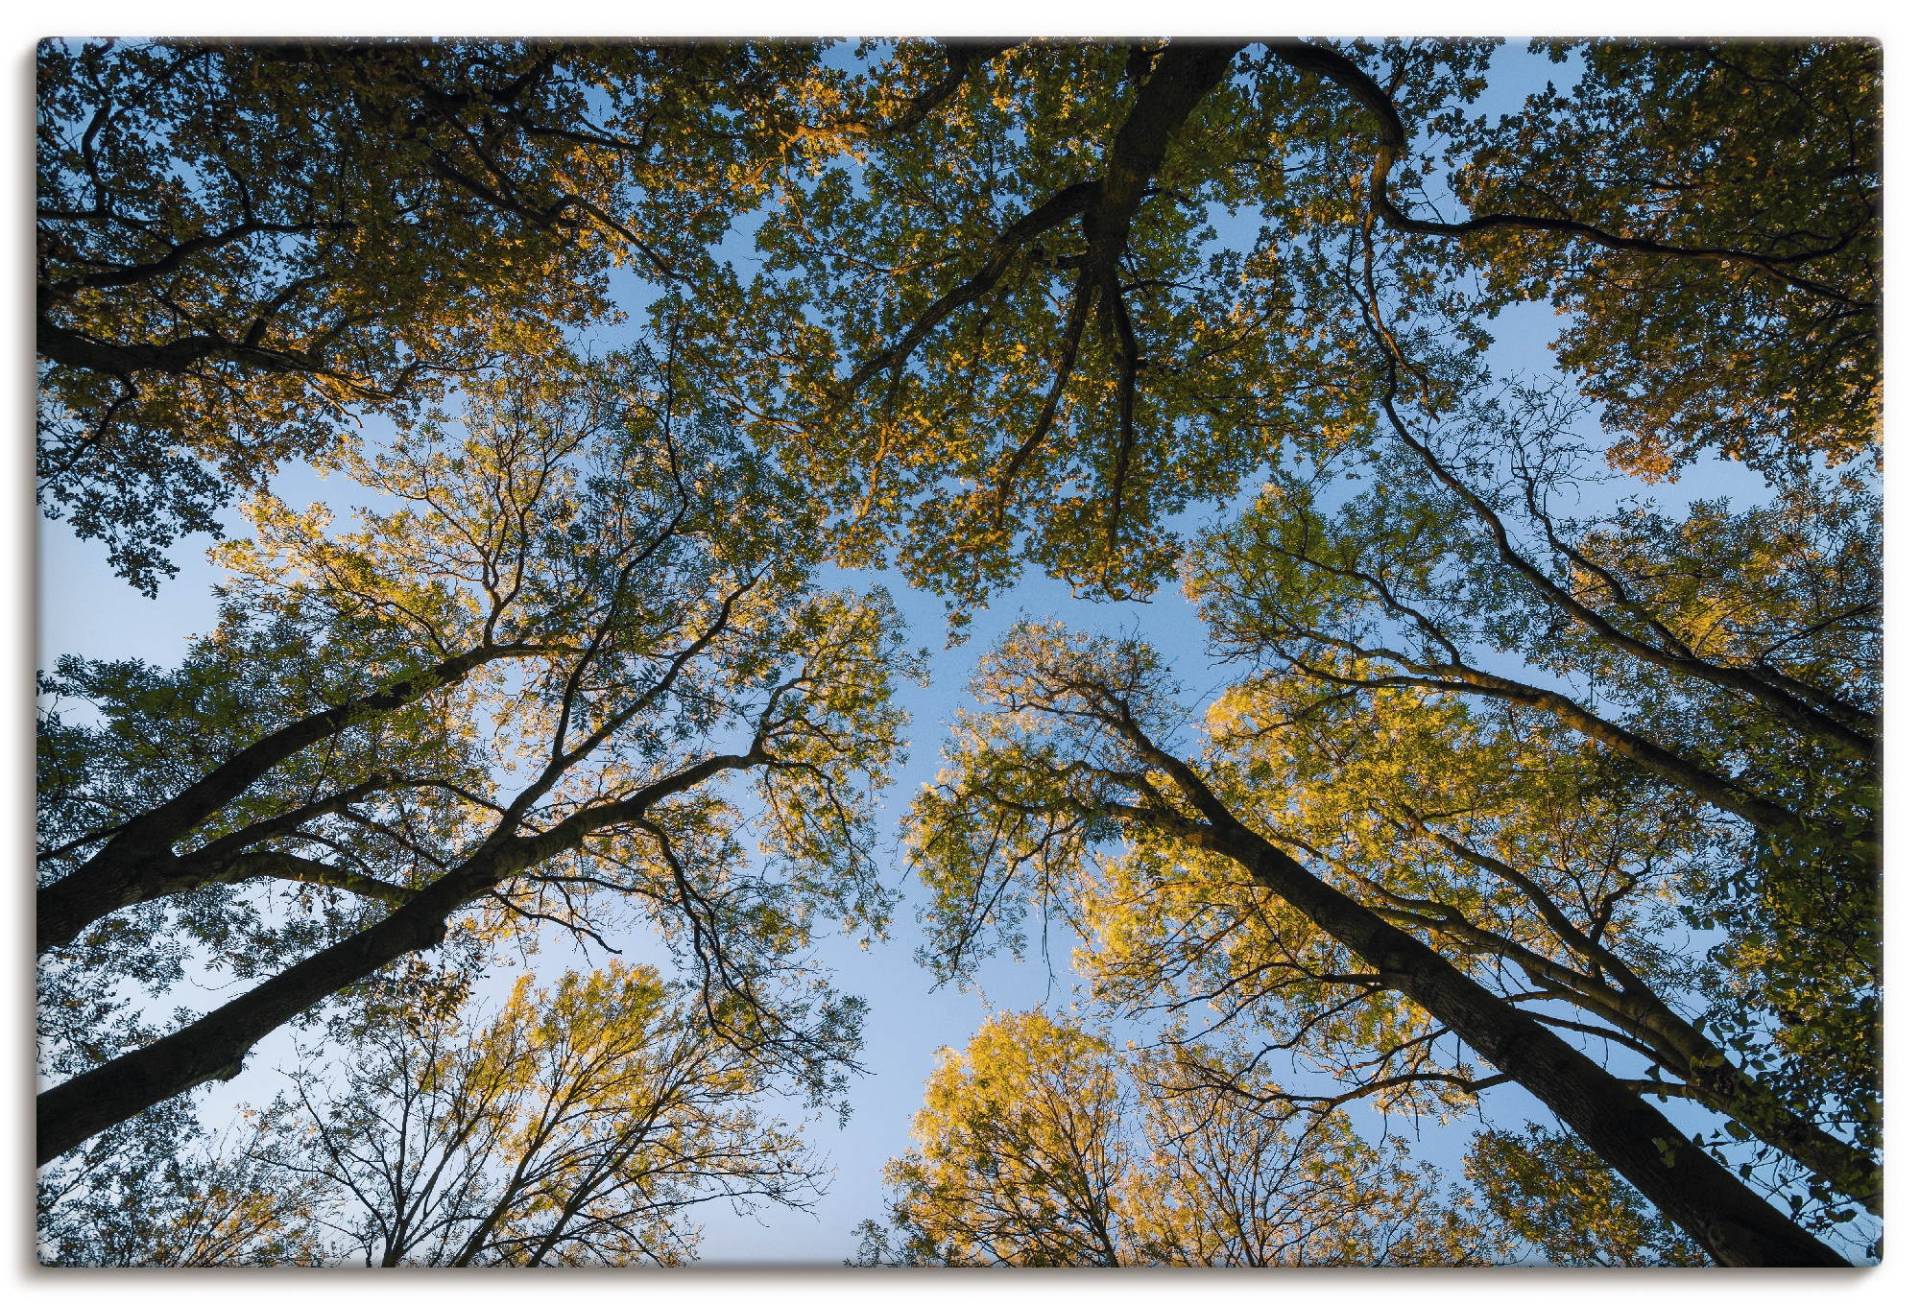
35, 35, 1881, 1269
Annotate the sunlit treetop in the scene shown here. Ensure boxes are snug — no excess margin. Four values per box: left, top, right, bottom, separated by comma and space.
860, 1007, 1501, 1266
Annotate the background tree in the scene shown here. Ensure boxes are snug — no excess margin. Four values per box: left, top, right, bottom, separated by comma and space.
37, 1101, 326, 1267
263, 961, 822, 1267
859, 1009, 1132, 1265
856, 1008, 1498, 1266
40, 961, 822, 1266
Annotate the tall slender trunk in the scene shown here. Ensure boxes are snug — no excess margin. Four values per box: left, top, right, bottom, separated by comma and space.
1116, 730, 1847, 1267
1221, 819, 1842, 1266
1399, 827, 1880, 1212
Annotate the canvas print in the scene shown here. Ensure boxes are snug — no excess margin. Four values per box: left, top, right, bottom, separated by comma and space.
33, 36, 1881, 1267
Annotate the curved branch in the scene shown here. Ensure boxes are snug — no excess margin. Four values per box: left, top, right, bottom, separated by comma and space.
1266, 39, 1871, 308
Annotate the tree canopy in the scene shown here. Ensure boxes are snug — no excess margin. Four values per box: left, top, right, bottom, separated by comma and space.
37, 35, 1880, 1269
857, 1008, 1501, 1266
36, 39, 834, 591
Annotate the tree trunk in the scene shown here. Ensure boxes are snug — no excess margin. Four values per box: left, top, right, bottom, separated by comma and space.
1219, 819, 1845, 1266
38, 862, 477, 1164
1118, 732, 1848, 1267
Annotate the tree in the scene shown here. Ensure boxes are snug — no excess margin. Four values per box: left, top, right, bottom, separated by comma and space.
725, 38, 1876, 613
39, 961, 821, 1266
1181, 378, 1879, 1211
907, 623, 1848, 1265
36, 39, 838, 590
859, 1009, 1133, 1266
266, 961, 821, 1266
37, 342, 917, 1162
1068, 662, 1875, 1225
856, 1008, 1495, 1266
1442, 41, 1881, 480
